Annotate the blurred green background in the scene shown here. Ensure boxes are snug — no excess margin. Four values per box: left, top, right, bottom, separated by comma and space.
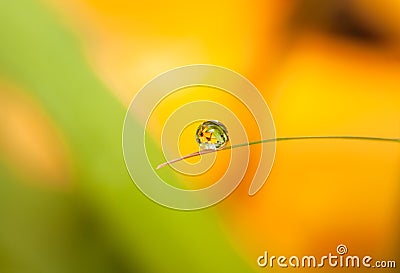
0, 0, 399, 272
0, 1, 251, 272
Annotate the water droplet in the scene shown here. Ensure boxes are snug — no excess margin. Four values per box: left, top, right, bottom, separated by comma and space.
195, 120, 229, 150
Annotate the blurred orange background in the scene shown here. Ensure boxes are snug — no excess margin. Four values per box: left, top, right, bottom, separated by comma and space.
0, 0, 399, 272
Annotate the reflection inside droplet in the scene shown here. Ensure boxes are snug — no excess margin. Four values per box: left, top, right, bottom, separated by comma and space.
195, 120, 229, 150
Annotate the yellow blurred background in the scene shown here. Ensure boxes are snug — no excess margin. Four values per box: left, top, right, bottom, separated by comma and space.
0, 0, 399, 272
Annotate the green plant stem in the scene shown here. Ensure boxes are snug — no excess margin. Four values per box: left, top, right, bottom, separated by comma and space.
156, 136, 400, 169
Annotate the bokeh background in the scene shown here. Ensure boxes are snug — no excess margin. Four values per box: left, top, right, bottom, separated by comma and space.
0, 0, 399, 272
